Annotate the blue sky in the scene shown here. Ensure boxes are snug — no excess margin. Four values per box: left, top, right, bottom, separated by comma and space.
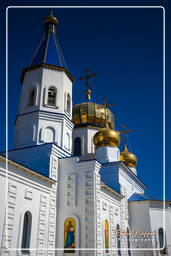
0, 2, 170, 200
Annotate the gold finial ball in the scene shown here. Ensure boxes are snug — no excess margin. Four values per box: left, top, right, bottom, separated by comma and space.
93, 126, 120, 148
44, 13, 59, 26
120, 144, 137, 167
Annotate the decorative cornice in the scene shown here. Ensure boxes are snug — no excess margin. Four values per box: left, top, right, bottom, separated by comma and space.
15, 110, 75, 127
20, 63, 74, 83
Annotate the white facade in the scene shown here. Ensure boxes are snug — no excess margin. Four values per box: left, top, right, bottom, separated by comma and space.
72, 126, 99, 158
1, 12, 171, 256
0, 156, 56, 256
15, 67, 74, 153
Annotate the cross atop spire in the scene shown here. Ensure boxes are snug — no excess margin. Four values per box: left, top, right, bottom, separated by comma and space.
79, 69, 96, 100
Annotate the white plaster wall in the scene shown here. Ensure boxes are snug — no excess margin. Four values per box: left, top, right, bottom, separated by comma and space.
149, 203, 171, 255
14, 112, 38, 149
40, 68, 72, 114
129, 202, 155, 256
72, 127, 99, 157
15, 109, 74, 152
96, 147, 120, 164
0, 159, 56, 256
15, 67, 73, 151
20, 67, 72, 115
56, 157, 101, 256
119, 167, 145, 199
19, 68, 43, 115
128, 201, 171, 256
129, 202, 151, 230
100, 190, 123, 255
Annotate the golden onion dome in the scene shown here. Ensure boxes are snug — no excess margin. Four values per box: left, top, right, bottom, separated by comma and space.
93, 125, 120, 148
72, 90, 115, 129
120, 144, 137, 167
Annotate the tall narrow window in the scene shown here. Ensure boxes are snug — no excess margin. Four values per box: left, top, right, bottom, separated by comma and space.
158, 228, 167, 254
66, 133, 70, 150
47, 87, 57, 106
21, 211, 32, 251
66, 93, 71, 114
127, 228, 131, 256
28, 88, 35, 106
104, 220, 109, 253
117, 224, 121, 256
73, 137, 81, 156
64, 218, 76, 253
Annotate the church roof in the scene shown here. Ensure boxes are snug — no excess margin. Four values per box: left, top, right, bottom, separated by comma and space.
0, 155, 56, 184
100, 175, 121, 194
128, 193, 164, 202
31, 31, 65, 67
21, 13, 74, 83
100, 182, 124, 198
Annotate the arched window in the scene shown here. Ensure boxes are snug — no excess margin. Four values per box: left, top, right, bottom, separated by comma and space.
117, 224, 121, 256
47, 87, 57, 106
21, 211, 32, 251
28, 88, 35, 107
73, 137, 81, 156
44, 127, 55, 143
104, 220, 109, 253
127, 227, 131, 256
158, 228, 167, 254
64, 218, 76, 253
66, 93, 71, 114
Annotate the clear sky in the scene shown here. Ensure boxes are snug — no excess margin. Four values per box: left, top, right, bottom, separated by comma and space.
0, 1, 170, 200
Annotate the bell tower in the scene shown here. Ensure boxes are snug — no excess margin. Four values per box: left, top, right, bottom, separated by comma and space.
14, 12, 74, 153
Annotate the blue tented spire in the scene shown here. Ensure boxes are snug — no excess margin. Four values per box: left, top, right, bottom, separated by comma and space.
30, 13, 66, 67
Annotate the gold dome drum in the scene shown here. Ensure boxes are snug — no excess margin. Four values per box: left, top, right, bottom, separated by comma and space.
120, 145, 137, 167
72, 102, 115, 129
93, 127, 120, 148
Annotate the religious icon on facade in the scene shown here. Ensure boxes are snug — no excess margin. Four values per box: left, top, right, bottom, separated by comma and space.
64, 218, 76, 253
104, 219, 109, 253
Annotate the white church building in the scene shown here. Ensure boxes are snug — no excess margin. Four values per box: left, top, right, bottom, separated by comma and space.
0, 12, 171, 256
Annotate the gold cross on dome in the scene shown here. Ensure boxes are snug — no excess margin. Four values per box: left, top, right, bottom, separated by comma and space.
79, 69, 96, 100
79, 69, 96, 89
118, 124, 132, 140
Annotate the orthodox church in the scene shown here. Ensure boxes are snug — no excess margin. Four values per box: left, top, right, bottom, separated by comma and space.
0, 12, 171, 256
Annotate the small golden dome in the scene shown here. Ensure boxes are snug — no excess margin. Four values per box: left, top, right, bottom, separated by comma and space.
72, 102, 115, 129
93, 125, 120, 148
120, 144, 137, 167
44, 13, 59, 26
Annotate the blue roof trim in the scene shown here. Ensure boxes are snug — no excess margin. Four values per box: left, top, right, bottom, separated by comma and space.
101, 161, 147, 190
1, 155, 57, 183
100, 169, 121, 194
101, 179, 121, 194
101, 182, 123, 197
128, 193, 162, 202
0, 142, 71, 156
